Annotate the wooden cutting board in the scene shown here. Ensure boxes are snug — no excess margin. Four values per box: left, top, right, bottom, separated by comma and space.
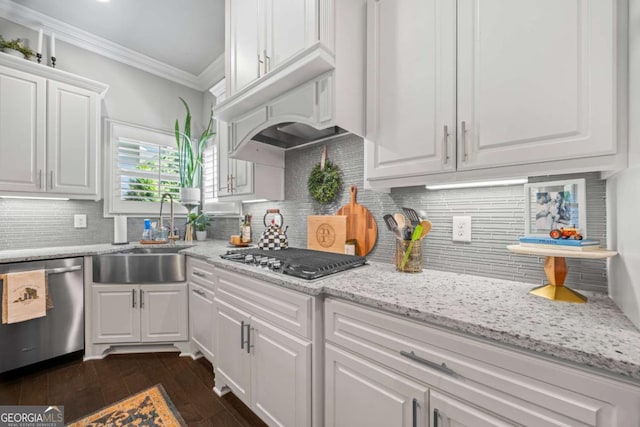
336, 185, 378, 256
307, 215, 347, 254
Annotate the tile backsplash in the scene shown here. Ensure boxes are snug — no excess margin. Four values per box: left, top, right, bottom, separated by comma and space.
0, 134, 608, 293
230, 134, 608, 293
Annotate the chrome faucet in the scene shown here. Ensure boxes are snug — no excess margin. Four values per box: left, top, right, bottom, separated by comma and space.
159, 193, 179, 244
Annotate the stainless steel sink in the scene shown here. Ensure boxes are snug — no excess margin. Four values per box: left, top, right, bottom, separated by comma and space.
93, 246, 188, 283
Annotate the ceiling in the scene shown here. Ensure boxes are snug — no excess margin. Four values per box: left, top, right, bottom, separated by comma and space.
14, 0, 225, 76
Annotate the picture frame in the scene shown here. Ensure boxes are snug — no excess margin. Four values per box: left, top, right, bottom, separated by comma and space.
523, 179, 586, 237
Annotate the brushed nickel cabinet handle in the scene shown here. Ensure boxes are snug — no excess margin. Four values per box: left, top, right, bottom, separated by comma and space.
264, 49, 270, 73
400, 350, 456, 377
192, 271, 207, 278
241, 320, 246, 349
49, 171, 53, 189
246, 324, 253, 354
412, 398, 418, 427
433, 408, 441, 427
140, 289, 144, 308
461, 121, 468, 162
442, 125, 450, 164
258, 54, 264, 76
132, 288, 136, 308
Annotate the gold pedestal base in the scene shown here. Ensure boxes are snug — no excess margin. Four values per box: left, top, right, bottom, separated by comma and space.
528, 255, 587, 303
529, 284, 587, 303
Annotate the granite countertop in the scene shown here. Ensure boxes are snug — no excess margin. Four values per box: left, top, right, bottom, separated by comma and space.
2, 240, 639, 383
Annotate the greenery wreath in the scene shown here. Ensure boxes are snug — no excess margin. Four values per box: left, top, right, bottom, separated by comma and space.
307, 159, 342, 204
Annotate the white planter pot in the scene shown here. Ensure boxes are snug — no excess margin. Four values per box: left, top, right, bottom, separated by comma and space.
179, 187, 200, 205
2, 48, 25, 59
195, 230, 207, 241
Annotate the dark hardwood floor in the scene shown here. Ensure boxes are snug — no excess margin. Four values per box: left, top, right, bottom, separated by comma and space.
0, 352, 267, 426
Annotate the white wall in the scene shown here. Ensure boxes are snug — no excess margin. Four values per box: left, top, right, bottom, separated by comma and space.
0, 17, 206, 132
607, 0, 640, 329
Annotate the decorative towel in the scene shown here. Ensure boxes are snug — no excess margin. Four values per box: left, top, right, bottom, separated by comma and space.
1, 270, 47, 324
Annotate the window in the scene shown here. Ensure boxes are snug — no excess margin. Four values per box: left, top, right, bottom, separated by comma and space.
104, 120, 187, 216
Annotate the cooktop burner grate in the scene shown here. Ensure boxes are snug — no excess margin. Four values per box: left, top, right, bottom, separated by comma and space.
220, 247, 367, 280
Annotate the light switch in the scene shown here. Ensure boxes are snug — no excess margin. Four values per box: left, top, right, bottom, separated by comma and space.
74, 214, 87, 229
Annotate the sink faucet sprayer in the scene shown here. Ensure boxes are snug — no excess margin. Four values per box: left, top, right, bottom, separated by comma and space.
159, 193, 179, 244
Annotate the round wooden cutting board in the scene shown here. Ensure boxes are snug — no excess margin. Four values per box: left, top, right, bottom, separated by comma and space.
336, 185, 378, 256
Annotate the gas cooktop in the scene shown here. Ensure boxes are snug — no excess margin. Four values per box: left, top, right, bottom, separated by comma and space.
220, 247, 367, 280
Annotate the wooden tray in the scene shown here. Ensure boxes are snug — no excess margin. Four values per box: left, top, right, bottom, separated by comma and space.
139, 240, 169, 245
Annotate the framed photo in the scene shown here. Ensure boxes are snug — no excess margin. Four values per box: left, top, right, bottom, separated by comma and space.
523, 179, 586, 237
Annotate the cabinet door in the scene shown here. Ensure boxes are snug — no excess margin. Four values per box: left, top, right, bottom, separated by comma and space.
189, 283, 215, 361
228, 0, 263, 94
250, 316, 311, 427
92, 285, 140, 344
325, 344, 428, 427
47, 80, 98, 196
229, 158, 254, 196
264, 0, 315, 71
140, 284, 188, 342
365, 0, 456, 180
214, 297, 252, 404
0, 66, 46, 193
430, 391, 512, 427
457, 0, 616, 170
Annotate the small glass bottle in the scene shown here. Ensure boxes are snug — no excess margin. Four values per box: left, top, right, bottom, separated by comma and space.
142, 218, 151, 241
241, 215, 252, 243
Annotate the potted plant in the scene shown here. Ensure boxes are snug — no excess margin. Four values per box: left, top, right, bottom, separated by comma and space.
187, 212, 211, 241
0, 36, 34, 59
174, 97, 215, 204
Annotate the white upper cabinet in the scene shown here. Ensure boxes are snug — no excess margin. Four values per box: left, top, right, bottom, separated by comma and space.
47, 81, 98, 196
0, 53, 108, 199
227, 0, 317, 96
456, 0, 617, 171
365, 0, 456, 180
228, 0, 262, 94
365, 0, 624, 189
0, 65, 46, 193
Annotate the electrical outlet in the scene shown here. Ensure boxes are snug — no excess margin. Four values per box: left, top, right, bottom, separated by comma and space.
74, 214, 87, 229
452, 216, 471, 242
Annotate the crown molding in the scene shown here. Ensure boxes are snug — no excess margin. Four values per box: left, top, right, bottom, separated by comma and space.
0, 0, 224, 91
197, 54, 225, 91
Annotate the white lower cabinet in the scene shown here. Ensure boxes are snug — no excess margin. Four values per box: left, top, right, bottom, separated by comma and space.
325, 343, 428, 427
92, 283, 188, 344
213, 269, 312, 427
325, 298, 640, 427
188, 258, 217, 362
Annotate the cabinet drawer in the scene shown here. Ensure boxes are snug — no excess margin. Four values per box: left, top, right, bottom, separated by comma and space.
325, 299, 640, 427
188, 257, 215, 291
216, 269, 312, 339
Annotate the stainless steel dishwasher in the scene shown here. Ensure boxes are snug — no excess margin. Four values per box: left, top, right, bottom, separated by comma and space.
0, 257, 84, 373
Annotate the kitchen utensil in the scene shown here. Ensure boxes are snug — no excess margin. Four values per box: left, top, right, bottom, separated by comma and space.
400, 225, 423, 269
307, 215, 348, 254
402, 207, 421, 226
336, 186, 378, 256
383, 214, 404, 241
402, 226, 412, 241
394, 213, 408, 229
419, 220, 432, 239
258, 209, 289, 250
418, 210, 428, 220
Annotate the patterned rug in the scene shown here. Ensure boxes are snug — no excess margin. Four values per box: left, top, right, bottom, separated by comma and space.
67, 384, 186, 427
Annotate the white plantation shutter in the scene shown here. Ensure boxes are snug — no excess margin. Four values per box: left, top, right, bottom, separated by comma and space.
105, 120, 187, 215
202, 141, 217, 204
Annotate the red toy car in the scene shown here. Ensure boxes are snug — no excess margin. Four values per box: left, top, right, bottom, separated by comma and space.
549, 227, 583, 240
